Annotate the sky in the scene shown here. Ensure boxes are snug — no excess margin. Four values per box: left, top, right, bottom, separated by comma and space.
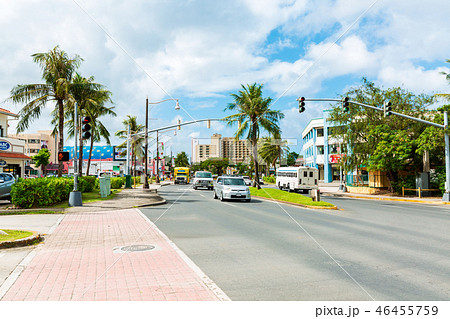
0, 0, 449, 159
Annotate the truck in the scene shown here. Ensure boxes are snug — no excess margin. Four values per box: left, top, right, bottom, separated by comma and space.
276, 166, 319, 193
174, 167, 190, 184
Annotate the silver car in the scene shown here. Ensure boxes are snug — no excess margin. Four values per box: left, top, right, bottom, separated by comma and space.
0, 173, 16, 201
213, 175, 251, 202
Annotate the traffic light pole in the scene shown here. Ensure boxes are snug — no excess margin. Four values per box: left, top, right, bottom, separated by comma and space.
301, 98, 450, 201
69, 102, 82, 207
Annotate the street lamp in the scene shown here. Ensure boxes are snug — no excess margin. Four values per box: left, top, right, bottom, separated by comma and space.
144, 98, 180, 188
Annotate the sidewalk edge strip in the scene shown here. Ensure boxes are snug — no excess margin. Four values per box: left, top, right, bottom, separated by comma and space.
135, 208, 231, 301
0, 214, 65, 300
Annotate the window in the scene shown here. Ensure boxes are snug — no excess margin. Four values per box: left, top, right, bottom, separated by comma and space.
317, 128, 324, 137
304, 171, 308, 177
329, 144, 339, 154
317, 146, 324, 155
309, 171, 314, 177
28, 139, 40, 144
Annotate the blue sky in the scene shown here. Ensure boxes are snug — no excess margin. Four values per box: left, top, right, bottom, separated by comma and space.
1, 0, 449, 159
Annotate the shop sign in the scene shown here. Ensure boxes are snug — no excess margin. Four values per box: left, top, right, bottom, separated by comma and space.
0, 141, 11, 151
0, 160, 6, 166
329, 154, 342, 164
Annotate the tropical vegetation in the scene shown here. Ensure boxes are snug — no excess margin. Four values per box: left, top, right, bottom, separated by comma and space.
224, 83, 284, 189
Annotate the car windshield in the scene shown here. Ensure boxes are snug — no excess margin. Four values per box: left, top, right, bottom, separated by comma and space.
223, 178, 245, 186
196, 172, 212, 178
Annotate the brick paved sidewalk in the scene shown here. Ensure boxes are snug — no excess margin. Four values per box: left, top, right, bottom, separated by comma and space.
2, 208, 229, 301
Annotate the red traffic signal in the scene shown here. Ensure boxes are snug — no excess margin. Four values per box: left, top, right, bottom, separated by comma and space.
298, 97, 306, 113
82, 116, 92, 139
58, 151, 70, 161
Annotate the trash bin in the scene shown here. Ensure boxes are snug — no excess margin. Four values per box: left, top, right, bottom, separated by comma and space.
99, 174, 111, 198
125, 174, 132, 188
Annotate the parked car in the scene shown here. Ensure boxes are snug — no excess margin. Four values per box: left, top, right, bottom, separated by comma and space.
0, 173, 16, 201
213, 175, 251, 202
242, 176, 252, 186
192, 171, 214, 190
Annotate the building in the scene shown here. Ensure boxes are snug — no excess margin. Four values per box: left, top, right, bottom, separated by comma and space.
192, 133, 221, 163
191, 133, 251, 165
221, 137, 251, 165
301, 110, 344, 183
9, 130, 57, 175
0, 108, 31, 177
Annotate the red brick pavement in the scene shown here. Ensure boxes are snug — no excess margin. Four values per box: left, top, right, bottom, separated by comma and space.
2, 208, 229, 301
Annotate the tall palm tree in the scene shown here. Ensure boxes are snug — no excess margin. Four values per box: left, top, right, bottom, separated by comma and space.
115, 116, 145, 178
9, 46, 82, 176
61, 74, 115, 176
224, 83, 284, 189
259, 132, 289, 175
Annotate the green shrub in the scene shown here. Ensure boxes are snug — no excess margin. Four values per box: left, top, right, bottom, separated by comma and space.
110, 177, 124, 189
11, 178, 72, 208
263, 176, 276, 184
79, 176, 96, 192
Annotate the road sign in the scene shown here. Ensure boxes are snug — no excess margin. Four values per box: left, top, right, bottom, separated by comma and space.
0, 160, 6, 166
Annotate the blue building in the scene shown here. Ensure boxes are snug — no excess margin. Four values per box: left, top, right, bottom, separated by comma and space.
301, 110, 344, 183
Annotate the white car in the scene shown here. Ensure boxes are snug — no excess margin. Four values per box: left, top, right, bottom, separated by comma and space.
192, 171, 214, 190
213, 175, 251, 202
242, 176, 252, 186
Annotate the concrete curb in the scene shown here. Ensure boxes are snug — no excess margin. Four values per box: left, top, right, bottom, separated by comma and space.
251, 195, 338, 210
0, 231, 43, 249
131, 199, 167, 208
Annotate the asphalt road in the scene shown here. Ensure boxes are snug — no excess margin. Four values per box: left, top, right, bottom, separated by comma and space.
141, 184, 450, 301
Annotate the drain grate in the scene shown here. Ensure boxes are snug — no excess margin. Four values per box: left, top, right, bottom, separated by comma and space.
120, 244, 156, 252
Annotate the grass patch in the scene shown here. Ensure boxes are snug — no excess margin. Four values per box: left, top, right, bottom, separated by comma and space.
250, 187, 335, 207
49, 189, 122, 209
0, 210, 62, 216
0, 229, 34, 242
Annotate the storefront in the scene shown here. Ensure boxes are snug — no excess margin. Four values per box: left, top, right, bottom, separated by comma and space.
0, 150, 31, 178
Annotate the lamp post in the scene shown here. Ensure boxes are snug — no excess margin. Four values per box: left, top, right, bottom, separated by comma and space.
144, 98, 180, 188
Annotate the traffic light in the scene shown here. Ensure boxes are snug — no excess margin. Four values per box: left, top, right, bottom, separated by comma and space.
298, 97, 306, 113
342, 97, 350, 113
58, 151, 70, 161
81, 116, 92, 139
384, 101, 392, 117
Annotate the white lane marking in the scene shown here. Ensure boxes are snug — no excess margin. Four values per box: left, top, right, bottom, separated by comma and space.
199, 194, 205, 198
222, 202, 236, 208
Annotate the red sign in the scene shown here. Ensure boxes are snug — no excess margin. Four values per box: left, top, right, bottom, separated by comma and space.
329, 154, 342, 164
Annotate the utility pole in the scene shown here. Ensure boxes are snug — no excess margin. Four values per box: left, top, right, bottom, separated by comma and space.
156, 130, 160, 183
69, 102, 82, 206
144, 97, 149, 188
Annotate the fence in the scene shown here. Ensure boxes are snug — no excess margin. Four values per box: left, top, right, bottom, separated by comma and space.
401, 187, 440, 198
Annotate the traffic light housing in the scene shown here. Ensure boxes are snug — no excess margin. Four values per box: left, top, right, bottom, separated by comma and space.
298, 97, 306, 113
384, 101, 392, 117
58, 151, 70, 161
81, 116, 92, 139
342, 97, 350, 113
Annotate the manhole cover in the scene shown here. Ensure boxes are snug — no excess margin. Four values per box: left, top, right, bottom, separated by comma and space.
120, 244, 156, 252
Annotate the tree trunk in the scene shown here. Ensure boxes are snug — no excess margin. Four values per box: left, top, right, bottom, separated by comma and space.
57, 99, 64, 177
386, 170, 397, 193
252, 138, 261, 189
86, 135, 94, 176
423, 149, 430, 173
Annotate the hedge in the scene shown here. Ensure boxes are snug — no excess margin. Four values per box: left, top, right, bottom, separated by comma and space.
11, 176, 98, 208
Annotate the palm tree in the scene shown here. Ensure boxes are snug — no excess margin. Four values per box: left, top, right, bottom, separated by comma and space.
61, 74, 115, 176
224, 83, 284, 189
115, 116, 145, 178
9, 46, 82, 177
259, 132, 289, 175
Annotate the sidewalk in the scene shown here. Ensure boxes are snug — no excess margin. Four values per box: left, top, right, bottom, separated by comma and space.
319, 181, 449, 205
1, 185, 229, 301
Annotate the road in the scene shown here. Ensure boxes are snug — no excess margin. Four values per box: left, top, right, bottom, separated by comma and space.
140, 184, 450, 301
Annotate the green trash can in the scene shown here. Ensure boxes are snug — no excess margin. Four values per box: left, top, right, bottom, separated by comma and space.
125, 174, 132, 188
99, 173, 112, 198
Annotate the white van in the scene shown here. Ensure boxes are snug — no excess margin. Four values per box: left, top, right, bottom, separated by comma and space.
276, 166, 319, 193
